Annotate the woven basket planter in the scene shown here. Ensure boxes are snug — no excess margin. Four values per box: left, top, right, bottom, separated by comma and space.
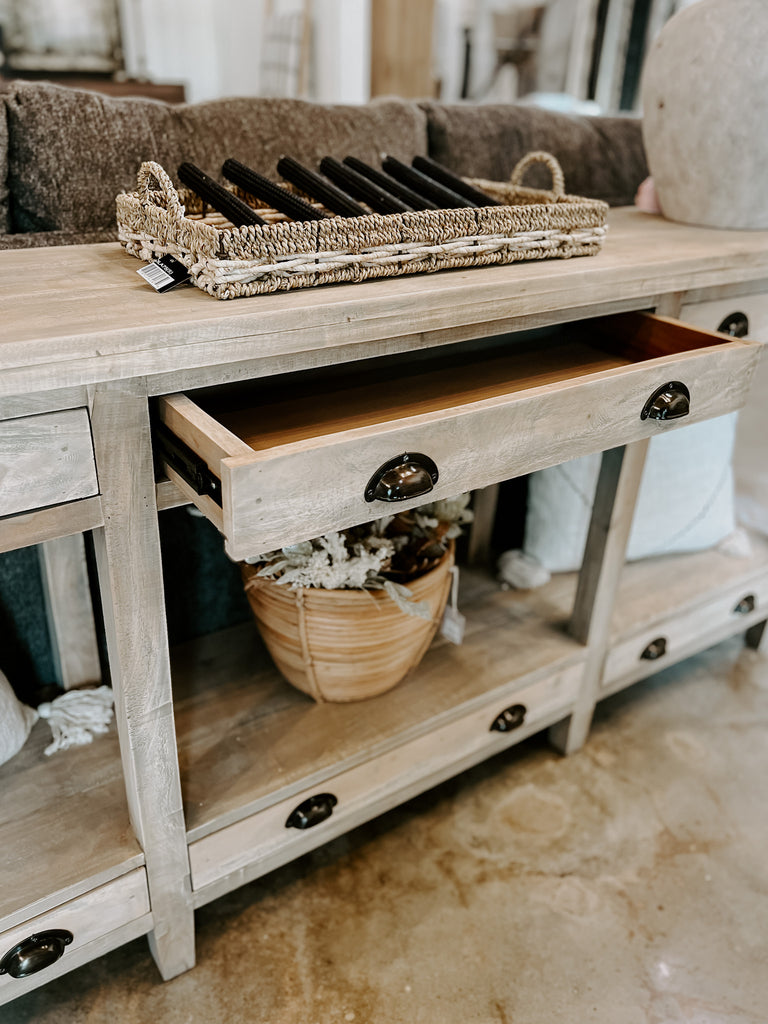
241, 545, 454, 703
116, 152, 608, 299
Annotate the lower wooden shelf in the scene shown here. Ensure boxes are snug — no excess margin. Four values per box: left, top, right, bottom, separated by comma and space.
0, 717, 144, 933
171, 530, 768, 905
1, 528, 764, 992
171, 568, 584, 902
0, 871, 151, 1001
0, 716, 149, 1002
602, 529, 768, 696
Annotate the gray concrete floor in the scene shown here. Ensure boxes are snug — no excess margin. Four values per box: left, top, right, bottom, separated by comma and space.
5, 635, 768, 1023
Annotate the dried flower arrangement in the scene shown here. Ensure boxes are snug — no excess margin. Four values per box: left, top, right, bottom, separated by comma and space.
243, 494, 473, 619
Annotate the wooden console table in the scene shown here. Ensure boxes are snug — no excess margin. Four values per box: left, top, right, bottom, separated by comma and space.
1, 208, 766, 1000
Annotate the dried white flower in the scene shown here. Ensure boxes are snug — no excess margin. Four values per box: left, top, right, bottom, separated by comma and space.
241, 493, 473, 615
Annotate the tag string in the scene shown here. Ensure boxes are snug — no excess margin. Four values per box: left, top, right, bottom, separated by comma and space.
449, 565, 460, 611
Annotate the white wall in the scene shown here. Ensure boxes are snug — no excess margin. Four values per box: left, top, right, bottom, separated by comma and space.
118, 0, 370, 104
311, 0, 370, 104
119, 0, 254, 102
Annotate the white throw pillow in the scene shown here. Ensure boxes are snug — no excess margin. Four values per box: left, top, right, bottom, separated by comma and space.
0, 670, 38, 767
524, 414, 738, 573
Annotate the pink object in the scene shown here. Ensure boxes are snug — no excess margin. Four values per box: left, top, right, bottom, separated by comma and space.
635, 176, 662, 214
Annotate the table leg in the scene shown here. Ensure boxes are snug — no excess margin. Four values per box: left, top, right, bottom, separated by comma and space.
549, 438, 650, 754
745, 619, 768, 653
90, 380, 195, 980
467, 483, 500, 565
38, 534, 101, 689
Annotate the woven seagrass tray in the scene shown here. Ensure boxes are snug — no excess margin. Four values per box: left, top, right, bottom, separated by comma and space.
116, 151, 608, 300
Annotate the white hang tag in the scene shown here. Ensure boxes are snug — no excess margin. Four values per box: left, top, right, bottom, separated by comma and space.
440, 566, 466, 645
137, 254, 191, 292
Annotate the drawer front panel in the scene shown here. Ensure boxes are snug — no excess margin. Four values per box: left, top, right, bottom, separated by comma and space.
680, 292, 768, 340
189, 663, 582, 894
602, 572, 768, 692
0, 870, 149, 992
0, 408, 98, 518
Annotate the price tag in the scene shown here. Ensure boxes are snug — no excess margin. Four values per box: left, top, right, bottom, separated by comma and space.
440, 566, 466, 645
137, 255, 191, 293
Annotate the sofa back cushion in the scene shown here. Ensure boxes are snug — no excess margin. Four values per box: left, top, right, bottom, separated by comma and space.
422, 102, 648, 207
4, 81, 429, 234
0, 95, 9, 234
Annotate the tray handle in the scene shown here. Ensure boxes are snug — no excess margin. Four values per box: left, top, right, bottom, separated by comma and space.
136, 161, 185, 223
509, 151, 565, 198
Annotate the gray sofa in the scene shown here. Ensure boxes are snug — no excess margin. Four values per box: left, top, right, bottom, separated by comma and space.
0, 80, 647, 247
0, 80, 649, 701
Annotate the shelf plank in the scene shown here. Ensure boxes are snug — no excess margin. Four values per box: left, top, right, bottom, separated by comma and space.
173, 567, 583, 841
609, 528, 768, 636
0, 718, 143, 931
175, 529, 768, 845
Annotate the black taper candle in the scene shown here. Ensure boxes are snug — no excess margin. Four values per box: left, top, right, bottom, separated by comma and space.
411, 155, 501, 206
177, 162, 267, 227
222, 158, 326, 222
381, 156, 477, 209
342, 156, 439, 211
276, 156, 368, 218
319, 157, 413, 215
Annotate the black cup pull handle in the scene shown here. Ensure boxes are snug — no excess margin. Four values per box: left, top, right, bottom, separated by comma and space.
364, 453, 439, 503
285, 793, 338, 830
734, 594, 756, 615
641, 637, 667, 661
490, 703, 527, 732
717, 312, 749, 338
0, 930, 73, 979
641, 382, 690, 421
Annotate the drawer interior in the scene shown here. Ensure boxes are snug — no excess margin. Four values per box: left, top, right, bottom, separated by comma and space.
186, 313, 730, 451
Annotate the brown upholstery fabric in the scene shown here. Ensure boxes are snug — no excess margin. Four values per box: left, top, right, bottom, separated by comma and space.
4, 81, 428, 234
0, 96, 9, 234
0, 228, 116, 249
421, 102, 648, 207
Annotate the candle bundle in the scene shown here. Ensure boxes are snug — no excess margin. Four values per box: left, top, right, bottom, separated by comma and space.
176, 154, 503, 226
177, 163, 266, 227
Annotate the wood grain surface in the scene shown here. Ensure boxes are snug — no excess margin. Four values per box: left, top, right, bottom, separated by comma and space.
0, 408, 98, 517
2, 209, 768, 400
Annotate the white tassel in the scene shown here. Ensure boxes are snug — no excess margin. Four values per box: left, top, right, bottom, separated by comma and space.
497, 549, 551, 590
37, 685, 114, 756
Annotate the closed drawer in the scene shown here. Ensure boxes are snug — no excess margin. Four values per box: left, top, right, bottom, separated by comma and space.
680, 293, 768, 532
189, 662, 582, 895
680, 291, 768, 340
0, 408, 98, 518
602, 572, 768, 693
0, 870, 149, 991
157, 312, 760, 560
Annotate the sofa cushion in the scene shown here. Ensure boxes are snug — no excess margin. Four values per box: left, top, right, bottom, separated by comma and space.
0, 228, 116, 250
0, 96, 9, 234
421, 102, 648, 207
523, 414, 738, 573
4, 81, 429, 234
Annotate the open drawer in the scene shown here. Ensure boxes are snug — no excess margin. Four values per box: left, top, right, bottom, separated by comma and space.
156, 312, 761, 560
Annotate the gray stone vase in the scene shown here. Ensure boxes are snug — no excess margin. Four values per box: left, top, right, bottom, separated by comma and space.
641, 0, 768, 229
